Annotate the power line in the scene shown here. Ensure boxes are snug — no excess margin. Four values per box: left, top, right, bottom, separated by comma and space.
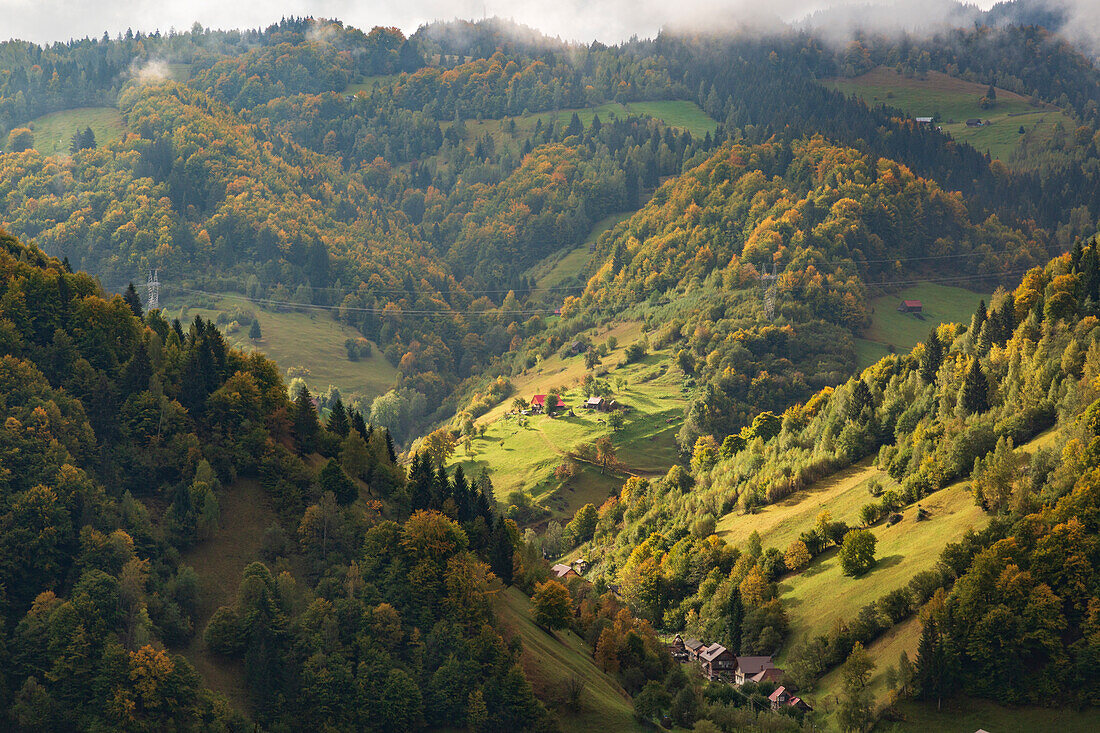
167, 287, 566, 316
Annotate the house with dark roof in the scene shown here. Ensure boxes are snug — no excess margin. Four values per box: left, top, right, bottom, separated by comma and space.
584, 396, 606, 411
699, 643, 737, 680
734, 656, 777, 685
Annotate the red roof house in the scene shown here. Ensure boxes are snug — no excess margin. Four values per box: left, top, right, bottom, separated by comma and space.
897, 299, 923, 313
531, 395, 565, 413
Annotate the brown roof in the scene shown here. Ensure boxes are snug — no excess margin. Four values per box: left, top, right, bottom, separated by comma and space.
551, 563, 577, 578
751, 667, 785, 684
684, 639, 705, 651
736, 656, 775, 675
700, 643, 733, 662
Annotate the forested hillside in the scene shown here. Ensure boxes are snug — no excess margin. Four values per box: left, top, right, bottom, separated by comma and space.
566, 238, 1100, 726
4, 6, 1100, 730
0, 230, 671, 730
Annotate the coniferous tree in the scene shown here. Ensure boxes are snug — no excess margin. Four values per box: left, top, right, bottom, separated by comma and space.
123, 282, 144, 317
327, 397, 349, 437
383, 428, 397, 463
320, 458, 357, 506
408, 453, 434, 511
920, 328, 944, 384
489, 518, 515, 585
960, 358, 990, 414
249, 319, 261, 339
292, 385, 321, 452
350, 410, 368, 439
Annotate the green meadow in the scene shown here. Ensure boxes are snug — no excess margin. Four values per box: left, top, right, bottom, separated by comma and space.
827, 67, 1074, 160
15, 106, 126, 156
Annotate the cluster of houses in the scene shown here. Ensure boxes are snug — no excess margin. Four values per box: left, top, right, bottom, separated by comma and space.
525, 394, 620, 416
670, 635, 811, 712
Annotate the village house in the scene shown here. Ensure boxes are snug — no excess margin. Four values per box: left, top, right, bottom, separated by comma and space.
897, 299, 923, 313
966, 118, 984, 127
551, 563, 579, 580
584, 396, 606, 411
915, 116, 934, 126
530, 394, 566, 414
768, 686, 812, 712
699, 643, 737, 681
734, 656, 778, 686
570, 558, 590, 574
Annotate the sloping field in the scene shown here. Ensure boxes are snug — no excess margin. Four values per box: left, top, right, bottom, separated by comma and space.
716, 458, 888, 551
174, 294, 399, 402
17, 106, 126, 156
826, 67, 1073, 160
495, 586, 642, 733
862, 283, 991, 363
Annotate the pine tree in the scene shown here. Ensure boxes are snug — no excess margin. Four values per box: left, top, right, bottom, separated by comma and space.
383, 428, 397, 463
123, 282, 144, 318
327, 398, 349, 437
249, 319, 261, 339
408, 453, 434, 511
350, 410, 368, 439
960, 358, 990, 414
320, 458, 357, 506
489, 518, 515, 585
292, 385, 321, 452
452, 466, 472, 521
920, 328, 943, 384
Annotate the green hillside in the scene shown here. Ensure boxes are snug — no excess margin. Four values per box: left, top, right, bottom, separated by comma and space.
827, 67, 1074, 160
450, 322, 685, 520
857, 283, 992, 368
16, 106, 125, 155
495, 586, 643, 732
172, 294, 399, 402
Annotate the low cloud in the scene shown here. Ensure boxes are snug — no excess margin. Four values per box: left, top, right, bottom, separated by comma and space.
0, 1, 1083, 48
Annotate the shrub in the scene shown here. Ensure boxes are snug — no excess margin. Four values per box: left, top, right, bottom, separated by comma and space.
838, 529, 877, 576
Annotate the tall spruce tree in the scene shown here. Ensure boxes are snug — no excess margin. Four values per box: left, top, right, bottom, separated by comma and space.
123, 282, 144, 318
960, 358, 990, 414
292, 385, 321, 452
327, 397, 349, 437
920, 328, 944, 384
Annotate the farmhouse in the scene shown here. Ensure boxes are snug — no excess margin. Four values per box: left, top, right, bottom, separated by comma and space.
584, 396, 607, 411
734, 655, 778, 685
530, 394, 565, 414
699, 643, 737, 681
966, 118, 983, 127
768, 686, 812, 712
551, 563, 579, 580
897, 299, 923, 313
915, 116, 934, 125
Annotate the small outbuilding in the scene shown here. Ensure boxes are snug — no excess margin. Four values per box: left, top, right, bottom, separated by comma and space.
897, 299, 923, 313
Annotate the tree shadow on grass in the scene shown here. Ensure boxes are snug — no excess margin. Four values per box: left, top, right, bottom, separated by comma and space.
870, 554, 905, 573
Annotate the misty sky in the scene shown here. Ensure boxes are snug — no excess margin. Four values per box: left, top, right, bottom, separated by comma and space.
0, 0, 1009, 45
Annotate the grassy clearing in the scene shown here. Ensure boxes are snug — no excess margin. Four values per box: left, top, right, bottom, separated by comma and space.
864, 283, 990, 357
885, 697, 1100, 732
170, 294, 398, 402
526, 211, 633, 297
16, 107, 126, 156
826, 67, 1072, 160
716, 459, 888, 552
780, 478, 988, 647
813, 615, 922, 717
166, 62, 192, 81
179, 479, 275, 715
450, 323, 685, 520
345, 74, 403, 94
456, 100, 718, 155
495, 585, 642, 732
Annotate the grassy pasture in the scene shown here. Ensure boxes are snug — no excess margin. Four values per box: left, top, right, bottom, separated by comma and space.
716, 459, 888, 552
344, 73, 403, 94
860, 283, 990, 367
171, 294, 398, 402
526, 211, 632, 298
456, 100, 718, 155
495, 586, 643, 732
15, 107, 126, 156
826, 67, 1073, 160
450, 322, 686, 520
780, 478, 988, 648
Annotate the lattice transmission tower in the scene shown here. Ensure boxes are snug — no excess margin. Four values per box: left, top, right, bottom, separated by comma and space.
761, 263, 778, 320
146, 269, 160, 311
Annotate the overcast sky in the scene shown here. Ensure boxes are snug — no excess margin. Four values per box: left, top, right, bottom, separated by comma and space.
0, 0, 1012, 46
